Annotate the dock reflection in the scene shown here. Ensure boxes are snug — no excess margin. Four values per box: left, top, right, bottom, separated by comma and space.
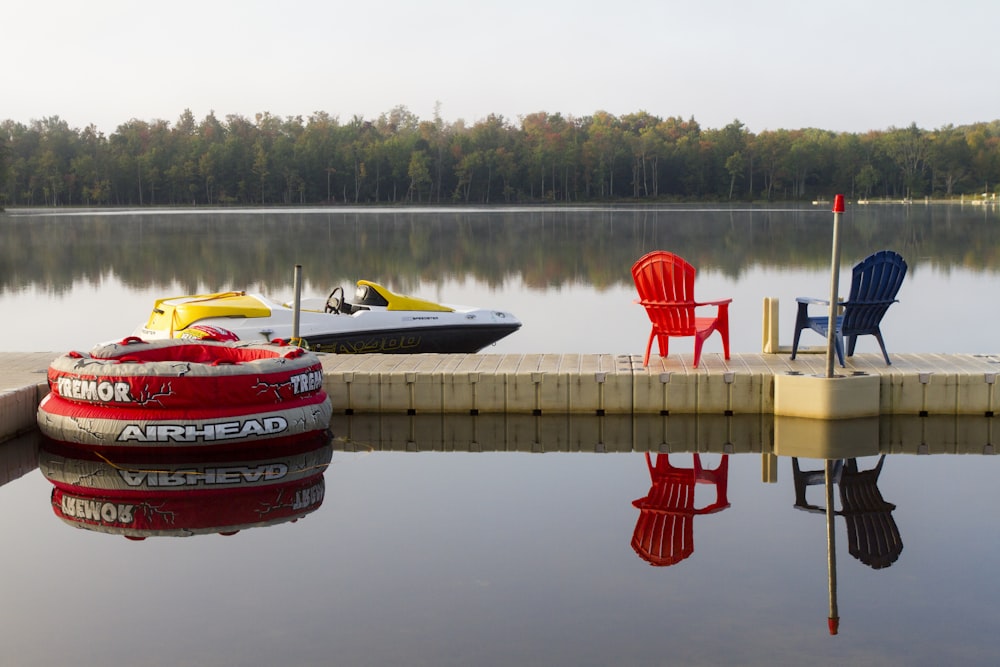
328, 412, 996, 456
0, 430, 40, 489
36, 432, 332, 539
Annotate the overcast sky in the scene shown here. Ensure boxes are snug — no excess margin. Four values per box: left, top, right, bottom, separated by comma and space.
5, 0, 998, 135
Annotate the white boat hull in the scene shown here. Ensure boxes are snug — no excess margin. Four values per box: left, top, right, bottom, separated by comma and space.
133, 283, 522, 353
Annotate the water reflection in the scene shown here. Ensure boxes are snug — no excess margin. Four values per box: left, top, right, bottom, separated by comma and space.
793, 455, 903, 569
330, 412, 996, 456
790, 449, 902, 635
630, 453, 730, 566
37, 433, 332, 539
3, 410, 995, 650
4, 205, 999, 294
0, 430, 39, 488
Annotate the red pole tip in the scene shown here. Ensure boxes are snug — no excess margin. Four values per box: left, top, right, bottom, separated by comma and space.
833, 194, 845, 213
828, 617, 839, 635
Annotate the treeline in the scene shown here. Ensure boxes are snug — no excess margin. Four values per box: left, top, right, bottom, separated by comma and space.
2, 107, 1000, 207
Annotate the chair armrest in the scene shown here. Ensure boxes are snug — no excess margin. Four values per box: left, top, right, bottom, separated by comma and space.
795, 297, 830, 306
841, 298, 899, 307
638, 300, 689, 308
695, 298, 733, 307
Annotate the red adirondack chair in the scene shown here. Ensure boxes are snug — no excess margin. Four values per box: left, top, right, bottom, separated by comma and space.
631, 251, 732, 368
631, 453, 730, 567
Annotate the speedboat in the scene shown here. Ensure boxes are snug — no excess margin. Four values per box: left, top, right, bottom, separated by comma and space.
132, 280, 521, 353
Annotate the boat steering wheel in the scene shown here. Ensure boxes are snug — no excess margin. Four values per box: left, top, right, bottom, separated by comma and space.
325, 286, 344, 314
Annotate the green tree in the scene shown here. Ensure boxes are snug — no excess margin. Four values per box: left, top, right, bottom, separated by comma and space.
407, 149, 431, 202
882, 123, 930, 198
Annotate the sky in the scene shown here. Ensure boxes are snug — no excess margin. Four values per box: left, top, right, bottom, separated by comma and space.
4, 0, 999, 136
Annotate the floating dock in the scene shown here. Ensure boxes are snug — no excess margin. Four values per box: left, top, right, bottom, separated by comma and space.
2, 351, 998, 446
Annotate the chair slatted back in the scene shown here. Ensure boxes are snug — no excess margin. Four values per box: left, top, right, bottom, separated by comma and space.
842, 250, 907, 334
631, 251, 698, 336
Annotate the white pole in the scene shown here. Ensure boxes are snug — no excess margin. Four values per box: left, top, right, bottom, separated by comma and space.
292, 264, 303, 343
825, 195, 845, 378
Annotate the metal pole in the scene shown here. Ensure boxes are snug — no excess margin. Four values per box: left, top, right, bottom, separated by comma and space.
826, 458, 839, 635
825, 195, 845, 378
292, 264, 303, 343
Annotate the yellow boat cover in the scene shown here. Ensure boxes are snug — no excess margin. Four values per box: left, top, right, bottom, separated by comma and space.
144, 292, 272, 335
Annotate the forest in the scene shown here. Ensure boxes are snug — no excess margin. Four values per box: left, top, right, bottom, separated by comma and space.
1, 106, 999, 208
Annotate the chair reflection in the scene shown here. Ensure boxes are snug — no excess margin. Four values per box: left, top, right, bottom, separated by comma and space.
792, 455, 903, 569
631, 452, 730, 566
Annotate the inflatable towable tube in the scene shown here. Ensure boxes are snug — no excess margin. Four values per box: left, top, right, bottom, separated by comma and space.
37, 337, 332, 450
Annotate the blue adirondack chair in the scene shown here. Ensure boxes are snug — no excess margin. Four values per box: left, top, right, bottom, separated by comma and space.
791, 250, 907, 365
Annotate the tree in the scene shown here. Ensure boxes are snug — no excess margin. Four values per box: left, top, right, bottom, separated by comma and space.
725, 151, 744, 200
0, 136, 7, 209
882, 123, 930, 198
407, 150, 431, 202
929, 125, 971, 196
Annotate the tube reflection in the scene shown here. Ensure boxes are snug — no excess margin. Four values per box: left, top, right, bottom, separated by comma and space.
37, 432, 332, 539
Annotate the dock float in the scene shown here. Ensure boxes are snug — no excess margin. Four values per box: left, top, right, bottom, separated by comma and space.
317, 352, 1000, 418
2, 351, 998, 446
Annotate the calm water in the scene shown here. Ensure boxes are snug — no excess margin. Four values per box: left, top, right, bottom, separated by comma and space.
2, 204, 999, 666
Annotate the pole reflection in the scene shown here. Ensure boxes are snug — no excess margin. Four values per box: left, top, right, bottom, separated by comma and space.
792, 454, 903, 635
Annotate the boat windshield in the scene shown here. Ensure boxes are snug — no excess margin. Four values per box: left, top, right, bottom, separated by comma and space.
355, 284, 389, 307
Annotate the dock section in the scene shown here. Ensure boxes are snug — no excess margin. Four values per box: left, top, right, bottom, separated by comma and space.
319, 351, 1000, 418
2, 351, 998, 445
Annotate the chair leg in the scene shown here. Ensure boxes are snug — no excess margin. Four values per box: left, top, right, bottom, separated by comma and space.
873, 329, 891, 364
656, 332, 669, 358
791, 325, 803, 359
717, 307, 730, 360
834, 332, 846, 367
643, 330, 655, 366
791, 302, 809, 360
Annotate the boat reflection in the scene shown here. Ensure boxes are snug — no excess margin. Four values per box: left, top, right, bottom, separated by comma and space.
37, 432, 332, 539
630, 453, 730, 566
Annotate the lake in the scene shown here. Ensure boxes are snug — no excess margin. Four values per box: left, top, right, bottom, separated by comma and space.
2, 203, 999, 666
